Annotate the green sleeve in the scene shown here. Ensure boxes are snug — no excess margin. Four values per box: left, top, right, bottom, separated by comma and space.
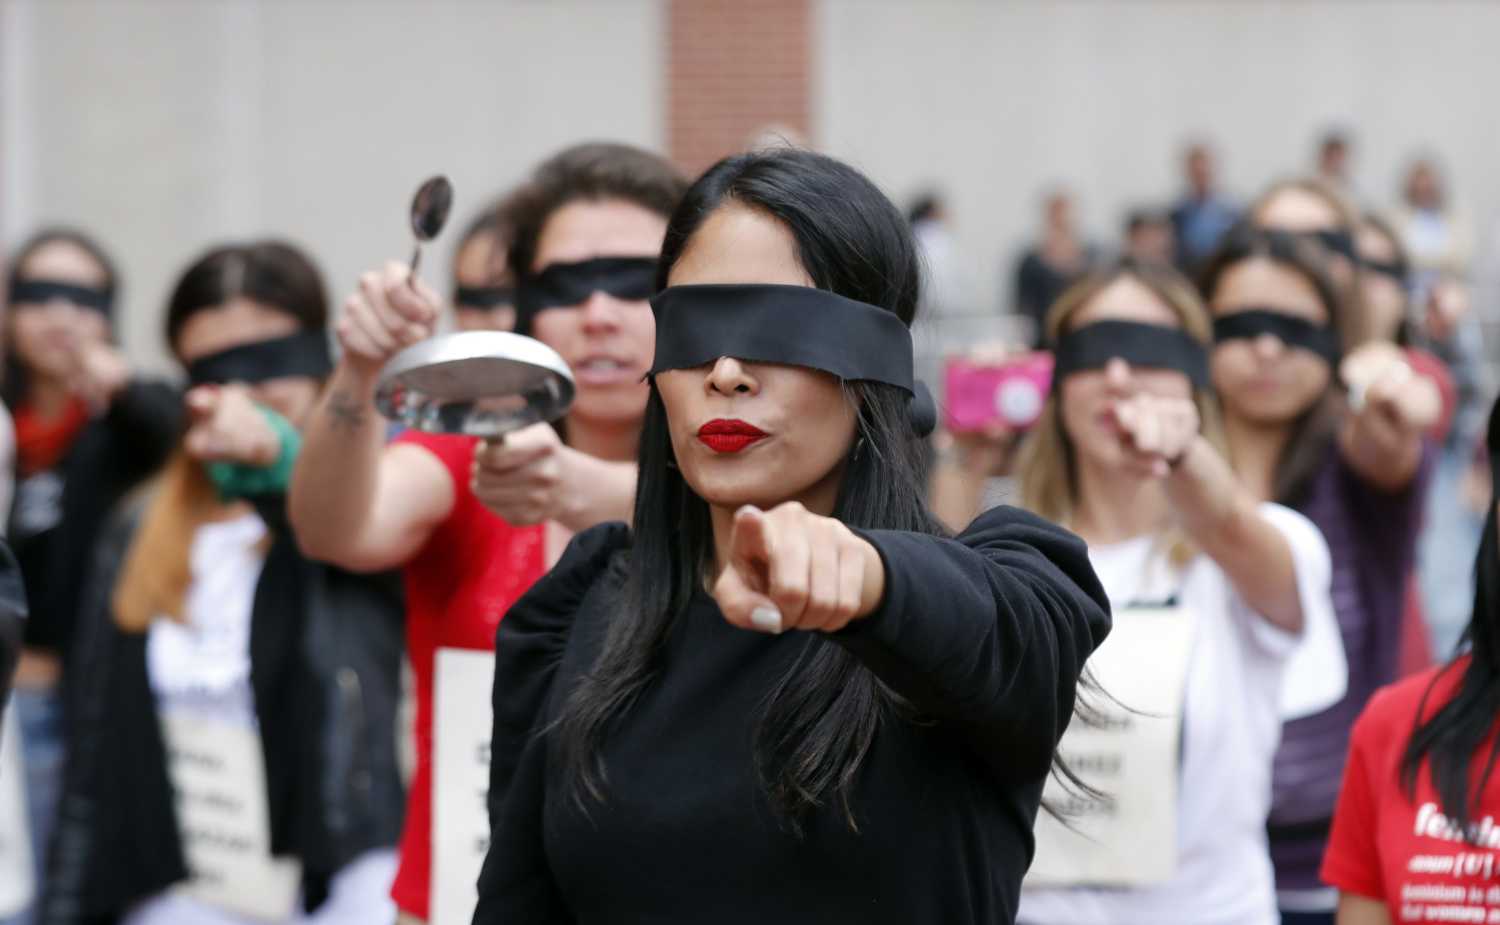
205, 404, 302, 501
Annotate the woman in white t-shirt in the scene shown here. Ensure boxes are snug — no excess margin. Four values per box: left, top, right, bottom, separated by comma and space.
1014, 258, 1343, 925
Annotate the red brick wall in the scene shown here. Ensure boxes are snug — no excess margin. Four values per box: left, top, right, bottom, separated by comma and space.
666, 0, 812, 177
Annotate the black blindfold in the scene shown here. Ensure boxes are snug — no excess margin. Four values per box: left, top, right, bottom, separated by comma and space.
1053, 320, 1211, 389
515, 257, 657, 333
1212, 309, 1341, 366
186, 331, 332, 387
648, 284, 933, 436
9, 279, 112, 316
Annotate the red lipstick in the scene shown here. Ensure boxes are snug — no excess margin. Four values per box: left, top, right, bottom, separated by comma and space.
697, 419, 768, 454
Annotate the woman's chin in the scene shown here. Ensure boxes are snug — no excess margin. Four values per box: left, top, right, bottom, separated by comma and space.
684, 476, 782, 512
1074, 442, 1139, 480
1227, 395, 1308, 427
570, 388, 650, 428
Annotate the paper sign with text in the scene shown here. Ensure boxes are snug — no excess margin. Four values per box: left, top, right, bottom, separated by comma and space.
431, 647, 496, 925
1027, 605, 1194, 887
160, 711, 301, 921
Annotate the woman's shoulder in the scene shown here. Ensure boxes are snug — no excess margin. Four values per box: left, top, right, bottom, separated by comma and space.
559, 521, 631, 567
104, 377, 182, 425
962, 504, 1096, 568
523, 522, 631, 610
1358, 659, 1469, 741
1252, 501, 1330, 564
391, 428, 479, 484
955, 505, 1107, 613
960, 503, 1087, 549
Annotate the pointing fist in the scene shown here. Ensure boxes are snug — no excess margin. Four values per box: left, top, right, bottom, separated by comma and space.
1110, 393, 1200, 479
66, 337, 130, 412
183, 384, 281, 466
712, 502, 885, 635
1342, 342, 1441, 436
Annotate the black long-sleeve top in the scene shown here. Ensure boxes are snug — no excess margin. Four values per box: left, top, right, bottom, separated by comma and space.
473, 506, 1111, 925
10, 379, 181, 656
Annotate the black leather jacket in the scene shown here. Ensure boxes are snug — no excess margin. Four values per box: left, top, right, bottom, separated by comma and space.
41, 492, 406, 923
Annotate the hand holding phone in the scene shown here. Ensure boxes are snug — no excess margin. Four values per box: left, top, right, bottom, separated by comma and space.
943, 352, 1054, 433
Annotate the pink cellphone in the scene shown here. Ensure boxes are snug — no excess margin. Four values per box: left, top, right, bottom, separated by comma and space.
943, 352, 1055, 433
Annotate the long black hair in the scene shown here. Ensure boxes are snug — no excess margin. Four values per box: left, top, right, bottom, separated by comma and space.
552, 148, 944, 833
1400, 397, 1500, 837
1198, 223, 1347, 506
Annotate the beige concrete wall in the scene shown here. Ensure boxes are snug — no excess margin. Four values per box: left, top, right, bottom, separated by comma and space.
817, 0, 1500, 317
8, 0, 1500, 371
2, 0, 663, 372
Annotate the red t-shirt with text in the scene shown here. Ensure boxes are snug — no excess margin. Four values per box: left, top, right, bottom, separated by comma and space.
389, 430, 546, 918
1322, 658, 1500, 923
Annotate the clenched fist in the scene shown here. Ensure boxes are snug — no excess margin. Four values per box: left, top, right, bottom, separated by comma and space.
67, 337, 130, 412
470, 423, 568, 526
1342, 341, 1440, 433
712, 502, 886, 635
183, 384, 281, 466
1110, 392, 1201, 479
335, 262, 441, 379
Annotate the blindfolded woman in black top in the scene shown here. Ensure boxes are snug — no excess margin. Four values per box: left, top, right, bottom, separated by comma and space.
472, 148, 1111, 925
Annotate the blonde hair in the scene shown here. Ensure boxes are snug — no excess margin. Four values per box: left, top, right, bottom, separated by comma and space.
112, 452, 225, 632
1017, 260, 1228, 566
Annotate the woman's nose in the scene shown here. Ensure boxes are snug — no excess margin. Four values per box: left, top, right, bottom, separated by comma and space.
578, 290, 623, 332
1253, 333, 1285, 360
43, 298, 83, 321
705, 356, 757, 396
1103, 357, 1134, 390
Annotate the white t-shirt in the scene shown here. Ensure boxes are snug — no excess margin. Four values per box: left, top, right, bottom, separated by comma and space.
147, 513, 266, 723
1019, 503, 1340, 925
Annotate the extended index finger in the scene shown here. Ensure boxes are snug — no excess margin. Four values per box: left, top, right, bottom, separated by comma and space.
728, 506, 773, 584
184, 385, 220, 421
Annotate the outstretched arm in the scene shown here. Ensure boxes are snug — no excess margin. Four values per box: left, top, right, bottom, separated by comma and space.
1112, 392, 1308, 635
711, 502, 1111, 780
289, 263, 454, 571
1339, 342, 1441, 492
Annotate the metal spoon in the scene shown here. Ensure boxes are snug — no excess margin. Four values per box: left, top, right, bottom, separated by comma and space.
407, 175, 453, 285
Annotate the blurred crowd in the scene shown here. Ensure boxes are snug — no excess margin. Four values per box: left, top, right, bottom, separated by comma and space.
921, 131, 1492, 657
0, 123, 1492, 925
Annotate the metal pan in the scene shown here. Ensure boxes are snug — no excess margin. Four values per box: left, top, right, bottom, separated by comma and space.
374, 331, 574, 437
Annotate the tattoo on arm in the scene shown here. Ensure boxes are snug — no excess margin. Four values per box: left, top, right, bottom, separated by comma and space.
326, 390, 369, 432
